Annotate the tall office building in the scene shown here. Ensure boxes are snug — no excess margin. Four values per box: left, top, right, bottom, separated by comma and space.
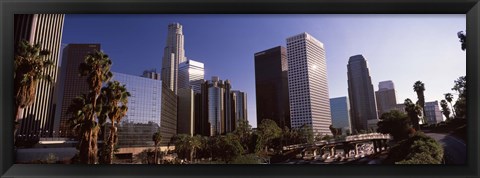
177, 88, 195, 136
200, 76, 233, 136
329, 97, 351, 134
56, 44, 100, 137
375, 80, 398, 117
14, 14, 65, 136
178, 59, 205, 93
161, 23, 186, 94
286, 33, 332, 135
254, 46, 291, 129
231, 90, 248, 131
425, 101, 444, 124
347, 55, 379, 132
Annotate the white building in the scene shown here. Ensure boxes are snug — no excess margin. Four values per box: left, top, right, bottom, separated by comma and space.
161, 23, 186, 94
425, 101, 444, 124
179, 59, 205, 93
286, 32, 332, 135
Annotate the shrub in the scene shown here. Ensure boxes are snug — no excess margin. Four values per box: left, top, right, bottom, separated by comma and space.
385, 132, 443, 164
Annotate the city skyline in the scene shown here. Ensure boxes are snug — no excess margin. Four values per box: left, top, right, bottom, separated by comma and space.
61, 14, 466, 127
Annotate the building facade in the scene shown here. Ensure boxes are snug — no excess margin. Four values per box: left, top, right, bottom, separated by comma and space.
329, 97, 351, 135
177, 88, 195, 136
375, 80, 398, 117
161, 23, 186, 94
347, 55, 378, 132
231, 90, 248, 131
286, 33, 332, 135
56, 44, 100, 137
14, 14, 65, 136
198, 76, 234, 136
425, 101, 444, 124
178, 59, 205, 93
112, 72, 177, 147
254, 46, 291, 129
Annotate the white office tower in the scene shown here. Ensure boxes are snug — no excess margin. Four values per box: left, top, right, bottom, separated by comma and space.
161, 23, 186, 94
286, 32, 332, 135
179, 59, 205, 93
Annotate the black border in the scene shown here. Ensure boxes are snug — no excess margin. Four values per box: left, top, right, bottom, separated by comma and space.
1, 0, 479, 177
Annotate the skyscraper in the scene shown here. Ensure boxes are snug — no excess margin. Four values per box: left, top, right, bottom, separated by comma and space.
425, 101, 444, 124
286, 33, 332, 135
178, 59, 205, 93
347, 55, 378, 132
177, 88, 195, 136
161, 23, 185, 94
14, 14, 65, 136
254, 46, 291, 129
375, 80, 398, 117
231, 90, 248, 130
329, 97, 351, 134
200, 76, 232, 136
55, 44, 100, 137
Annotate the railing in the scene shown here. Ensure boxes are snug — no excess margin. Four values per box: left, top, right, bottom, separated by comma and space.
282, 133, 391, 150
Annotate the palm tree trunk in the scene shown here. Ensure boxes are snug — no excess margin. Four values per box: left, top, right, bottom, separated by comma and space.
154, 146, 158, 164
14, 107, 24, 144
107, 122, 116, 164
449, 102, 456, 118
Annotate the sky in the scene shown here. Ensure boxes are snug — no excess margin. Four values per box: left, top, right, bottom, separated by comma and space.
61, 14, 466, 128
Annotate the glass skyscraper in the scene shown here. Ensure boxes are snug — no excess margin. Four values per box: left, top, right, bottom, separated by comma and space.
178, 59, 205, 93
200, 76, 232, 136
287, 32, 332, 135
375, 80, 398, 117
329, 97, 351, 134
347, 55, 378, 132
112, 72, 177, 147
231, 90, 248, 130
254, 46, 291, 129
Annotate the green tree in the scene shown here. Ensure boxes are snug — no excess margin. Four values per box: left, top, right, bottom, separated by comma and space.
452, 76, 466, 119
413, 81, 427, 124
404, 98, 422, 131
387, 132, 443, 164
444, 93, 456, 117
13, 40, 54, 140
77, 50, 113, 164
440, 100, 451, 121
173, 134, 191, 160
67, 94, 93, 142
299, 124, 314, 144
377, 110, 412, 141
232, 119, 252, 152
218, 133, 244, 163
98, 81, 130, 164
152, 130, 162, 164
255, 119, 282, 153
190, 135, 202, 162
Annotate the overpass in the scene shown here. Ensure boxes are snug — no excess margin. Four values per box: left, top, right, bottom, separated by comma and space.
283, 133, 392, 159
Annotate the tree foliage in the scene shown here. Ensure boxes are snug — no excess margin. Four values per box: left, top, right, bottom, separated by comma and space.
404, 98, 422, 131
386, 132, 444, 164
377, 110, 412, 141
255, 119, 282, 153
452, 76, 466, 119
413, 81, 427, 125
457, 31, 466, 51
440, 100, 451, 121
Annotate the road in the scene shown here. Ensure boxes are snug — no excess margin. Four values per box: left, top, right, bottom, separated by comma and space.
425, 133, 466, 164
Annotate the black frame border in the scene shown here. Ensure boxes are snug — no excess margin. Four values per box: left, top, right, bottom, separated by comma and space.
1, 0, 479, 178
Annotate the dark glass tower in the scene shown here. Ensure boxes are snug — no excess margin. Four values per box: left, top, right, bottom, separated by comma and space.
254, 46, 291, 129
347, 55, 378, 132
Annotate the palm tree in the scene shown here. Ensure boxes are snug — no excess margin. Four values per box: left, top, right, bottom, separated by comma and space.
413, 81, 426, 124
440, 100, 451, 121
78, 50, 113, 164
14, 40, 53, 140
98, 81, 130, 164
444, 93, 456, 117
152, 130, 162, 164
190, 135, 202, 162
404, 98, 422, 130
67, 94, 92, 140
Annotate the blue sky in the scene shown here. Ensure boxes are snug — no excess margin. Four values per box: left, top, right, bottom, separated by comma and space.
61, 14, 466, 128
